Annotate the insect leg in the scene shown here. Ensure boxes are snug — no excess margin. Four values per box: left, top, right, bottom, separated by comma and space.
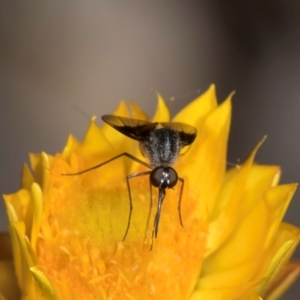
178, 177, 184, 227
62, 152, 151, 176
123, 171, 151, 242
144, 178, 153, 236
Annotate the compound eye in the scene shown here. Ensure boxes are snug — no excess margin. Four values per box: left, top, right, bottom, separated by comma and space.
150, 167, 178, 189
167, 168, 178, 188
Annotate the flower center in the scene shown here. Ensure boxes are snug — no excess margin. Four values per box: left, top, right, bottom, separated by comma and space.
36, 156, 206, 299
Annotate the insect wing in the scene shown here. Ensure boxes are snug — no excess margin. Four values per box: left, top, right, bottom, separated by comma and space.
161, 122, 197, 146
102, 115, 157, 141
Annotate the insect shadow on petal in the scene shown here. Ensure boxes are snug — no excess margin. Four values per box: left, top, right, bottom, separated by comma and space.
62, 115, 197, 250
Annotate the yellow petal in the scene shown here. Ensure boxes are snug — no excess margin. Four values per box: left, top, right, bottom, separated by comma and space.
61, 134, 80, 159
30, 267, 58, 300
10, 221, 56, 299
206, 138, 272, 257
28, 152, 53, 189
173, 84, 218, 127
8, 221, 27, 290
4, 191, 34, 242
265, 260, 300, 300
180, 94, 232, 220
76, 117, 114, 160
152, 91, 170, 122
4, 191, 30, 226
3, 200, 23, 286
200, 201, 270, 288
41, 152, 53, 189
200, 183, 299, 295
263, 184, 297, 248
30, 183, 43, 251
15, 221, 35, 270
207, 167, 280, 257
257, 223, 300, 298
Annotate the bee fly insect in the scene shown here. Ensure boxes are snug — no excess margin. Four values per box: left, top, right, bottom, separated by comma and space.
62, 115, 197, 250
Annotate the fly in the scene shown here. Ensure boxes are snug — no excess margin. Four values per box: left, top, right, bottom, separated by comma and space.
63, 115, 197, 249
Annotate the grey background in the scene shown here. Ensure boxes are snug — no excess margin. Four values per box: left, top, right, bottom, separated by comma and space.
0, 1, 299, 298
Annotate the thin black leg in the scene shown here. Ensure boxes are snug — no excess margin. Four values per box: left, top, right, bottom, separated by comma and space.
123, 170, 151, 241
61, 152, 151, 176
178, 177, 184, 227
144, 177, 153, 237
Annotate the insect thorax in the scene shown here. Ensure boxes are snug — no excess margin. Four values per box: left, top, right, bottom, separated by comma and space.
139, 127, 181, 167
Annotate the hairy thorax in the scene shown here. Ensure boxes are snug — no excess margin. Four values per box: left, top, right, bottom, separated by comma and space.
139, 127, 180, 168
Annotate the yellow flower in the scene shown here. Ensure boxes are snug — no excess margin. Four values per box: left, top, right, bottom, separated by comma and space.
1, 85, 300, 300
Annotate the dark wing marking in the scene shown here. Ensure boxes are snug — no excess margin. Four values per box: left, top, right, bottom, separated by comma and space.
161, 122, 197, 147
102, 115, 157, 141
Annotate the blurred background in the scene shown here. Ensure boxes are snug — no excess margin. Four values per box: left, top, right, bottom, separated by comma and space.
0, 1, 299, 298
